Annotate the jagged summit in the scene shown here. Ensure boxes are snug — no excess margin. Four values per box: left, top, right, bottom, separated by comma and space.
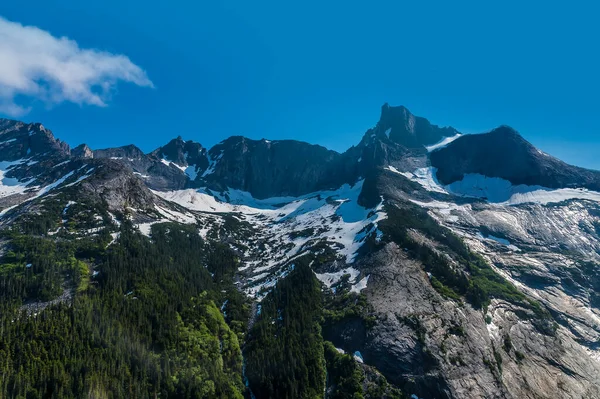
0, 118, 70, 161
72, 144, 94, 158
376, 103, 460, 148
151, 136, 208, 169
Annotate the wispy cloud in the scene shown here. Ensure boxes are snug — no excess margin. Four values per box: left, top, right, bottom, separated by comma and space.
0, 16, 153, 117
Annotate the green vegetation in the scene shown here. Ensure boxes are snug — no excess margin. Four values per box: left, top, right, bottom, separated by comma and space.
6, 191, 551, 398
324, 341, 404, 399
515, 350, 525, 363
0, 213, 248, 398
379, 204, 469, 300
245, 260, 326, 399
324, 341, 364, 398
244, 262, 402, 399
0, 230, 108, 303
322, 278, 375, 328
75, 259, 90, 292
503, 334, 513, 353
289, 228, 315, 240
493, 347, 503, 373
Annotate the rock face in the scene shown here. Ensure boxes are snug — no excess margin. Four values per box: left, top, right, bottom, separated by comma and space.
77, 159, 156, 211
93, 144, 147, 161
350, 172, 600, 398
0, 118, 70, 161
91, 144, 187, 191
430, 126, 600, 189
71, 144, 94, 158
204, 136, 350, 198
150, 136, 209, 176
0, 118, 161, 218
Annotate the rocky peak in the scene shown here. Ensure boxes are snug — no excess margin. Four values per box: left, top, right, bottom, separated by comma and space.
151, 137, 208, 169
489, 124, 520, 137
0, 118, 70, 161
374, 104, 460, 148
379, 103, 416, 134
71, 144, 94, 159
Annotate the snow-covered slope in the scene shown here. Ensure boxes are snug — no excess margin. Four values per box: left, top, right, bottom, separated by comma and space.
397, 166, 600, 205
155, 180, 386, 299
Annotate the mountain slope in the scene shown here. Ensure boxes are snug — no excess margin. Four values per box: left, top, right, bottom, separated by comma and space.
430, 125, 600, 190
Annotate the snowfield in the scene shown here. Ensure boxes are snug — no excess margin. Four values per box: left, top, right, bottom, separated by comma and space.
154, 180, 385, 298
397, 166, 600, 205
0, 159, 36, 198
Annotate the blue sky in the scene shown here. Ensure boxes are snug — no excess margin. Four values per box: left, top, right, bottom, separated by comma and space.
1, 0, 599, 169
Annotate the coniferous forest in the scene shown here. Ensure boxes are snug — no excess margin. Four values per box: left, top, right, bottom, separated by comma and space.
0, 205, 399, 399
0, 220, 247, 398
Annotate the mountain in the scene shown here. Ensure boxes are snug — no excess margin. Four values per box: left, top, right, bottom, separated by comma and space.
1, 105, 600, 399
203, 136, 350, 198
430, 125, 600, 190
150, 136, 210, 181
378, 102, 460, 148
0, 118, 70, 159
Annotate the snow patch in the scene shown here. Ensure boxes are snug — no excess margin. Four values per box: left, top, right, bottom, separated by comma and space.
385, 165, 413, 180
407, 167, 448, 194
353, 351, 364, 363
449, 174, 600, 205
136, 223, 155, 237
425, 133, 462, 152
405, 169, 600, 206
0, 160, 36, 198
185, 165, 198, 180
38, 170, 76, 195
63, 168, 95, 188
202, 151, 224, 177
110, 157, 136, 162
350, 274, 370, 293
161, 158, 187, 173
314, 267, 359, 288
476, 232, 520, 251
155, 204, 196, 224
108, 232, 120, 247
63, 201, 76, 215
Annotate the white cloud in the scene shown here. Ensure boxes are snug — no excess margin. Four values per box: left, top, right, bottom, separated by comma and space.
0, 17, 153, 117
